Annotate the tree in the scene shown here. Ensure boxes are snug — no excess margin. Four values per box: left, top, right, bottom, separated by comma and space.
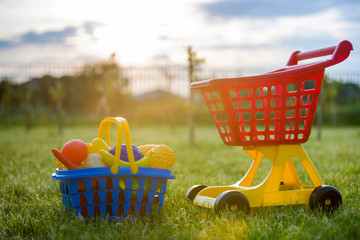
74, 53, 129, 116
187, 46, 205, 146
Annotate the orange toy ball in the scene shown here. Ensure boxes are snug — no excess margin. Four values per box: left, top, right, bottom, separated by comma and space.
61, 139, 88, 165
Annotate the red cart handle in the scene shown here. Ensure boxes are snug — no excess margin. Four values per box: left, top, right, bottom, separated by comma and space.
286, 40, 353, 67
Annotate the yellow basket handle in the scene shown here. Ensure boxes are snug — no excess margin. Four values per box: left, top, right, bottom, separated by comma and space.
97, 117, 138, 174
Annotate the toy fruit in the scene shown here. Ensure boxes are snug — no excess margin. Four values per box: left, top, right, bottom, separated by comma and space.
56, 158, 86, 170
100, 150, 153, 167
56, 159, 66, 170
149, 144, 176, 169
87, 138, 110, 154
138, 144, 158, 155
52, 148, 80, 170
61, 139, 88, 165
84, 153, 107, 168
109, 144, 143, 162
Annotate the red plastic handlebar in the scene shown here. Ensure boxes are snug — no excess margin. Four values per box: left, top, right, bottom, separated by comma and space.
191, 40, 353, 89
287, 40, 353, 66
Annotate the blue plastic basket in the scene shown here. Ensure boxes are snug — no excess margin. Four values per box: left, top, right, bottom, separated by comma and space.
52, 167, 175, 219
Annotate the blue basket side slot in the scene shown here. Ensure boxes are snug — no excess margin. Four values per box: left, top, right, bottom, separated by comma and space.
87, 205, 94, 217
159, 193, 164, 206
123, 203, 130, 215
75, 207, 82, 217
148, 192, 156, 204
85, 192, 93, 205
135, 203, 141, 214
161, 179, 168, 193
111, 177, 121, 190
98, 191, 106, 203
111, 190, 119, 202
138, 177, 147, 190
111, 203, 118, 215
99, 204, 106, 215
150, 178, 160, 192
97, 177, 107, 190
124, 190, 132, 202
125, 177, 134, 189
83, 179, 93, 192
67, 180, 79, 194
137, 190, 144, 203
70, 194, 80, 207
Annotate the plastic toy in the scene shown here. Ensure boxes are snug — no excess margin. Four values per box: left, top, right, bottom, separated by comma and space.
100, 149, 153, 167
84, 153, 107, 168
109, 145, 143, 162
87, 138, 111, 155
60, 139, 88, 165
186, 40, 353, 213
148, 144, 176, 169
52, 117, 175, 219
52, 148, 80, 170
138, 144, 158, 155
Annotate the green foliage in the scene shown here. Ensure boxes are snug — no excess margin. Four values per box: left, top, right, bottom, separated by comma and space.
187, 46, 205, 83
0, 126, 359, 239
337, 82, 360, 105
1, 70, 360, 128
0, 54, 132, 127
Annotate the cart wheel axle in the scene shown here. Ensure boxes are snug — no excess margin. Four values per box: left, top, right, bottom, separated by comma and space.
214, 190, 250, 213
309, 185, 342, 213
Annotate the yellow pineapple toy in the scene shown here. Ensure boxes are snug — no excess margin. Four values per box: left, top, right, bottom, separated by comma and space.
146, 144, 176, 169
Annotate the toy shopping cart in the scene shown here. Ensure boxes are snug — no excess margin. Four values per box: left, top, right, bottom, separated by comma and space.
186, 40, 353, 213
52, 117, 175, 219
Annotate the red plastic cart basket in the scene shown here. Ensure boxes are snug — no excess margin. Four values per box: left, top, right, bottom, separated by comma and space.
191, 40, 353, 146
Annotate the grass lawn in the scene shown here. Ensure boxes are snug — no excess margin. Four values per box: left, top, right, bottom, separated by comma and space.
0, 124, 359, 239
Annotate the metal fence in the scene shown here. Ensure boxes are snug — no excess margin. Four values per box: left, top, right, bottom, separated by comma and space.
1, 64, 360, 98
1, 64, 359, 126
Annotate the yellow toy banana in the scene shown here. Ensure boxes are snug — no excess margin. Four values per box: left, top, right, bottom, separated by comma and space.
100, 149, 152, 168
86, 138, 111, 154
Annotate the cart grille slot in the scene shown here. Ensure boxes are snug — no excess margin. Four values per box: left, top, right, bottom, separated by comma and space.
200, 70, 324, 146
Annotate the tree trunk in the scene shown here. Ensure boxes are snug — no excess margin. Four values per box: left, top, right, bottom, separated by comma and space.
189, 89, 194, 147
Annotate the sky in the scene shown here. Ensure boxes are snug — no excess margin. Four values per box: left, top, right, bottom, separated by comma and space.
0, 0, 359, 72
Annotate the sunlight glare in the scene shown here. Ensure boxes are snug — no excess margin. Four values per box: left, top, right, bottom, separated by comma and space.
78, 0, 198, 64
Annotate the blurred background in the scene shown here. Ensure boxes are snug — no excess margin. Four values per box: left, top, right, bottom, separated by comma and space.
0, 0, 359, 133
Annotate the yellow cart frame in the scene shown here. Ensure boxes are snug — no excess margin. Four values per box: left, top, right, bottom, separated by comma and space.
191, 144, 326, 209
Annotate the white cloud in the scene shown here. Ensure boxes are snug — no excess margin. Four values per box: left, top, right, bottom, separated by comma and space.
0, 0, 358, 72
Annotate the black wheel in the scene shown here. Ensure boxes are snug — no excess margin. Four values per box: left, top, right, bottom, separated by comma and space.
309, 185, 342, 213
185, 185, 207, 203
214, 190, 250, 213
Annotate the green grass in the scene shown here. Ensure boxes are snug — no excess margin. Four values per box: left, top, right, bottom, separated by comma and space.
1, 124, 360, 239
